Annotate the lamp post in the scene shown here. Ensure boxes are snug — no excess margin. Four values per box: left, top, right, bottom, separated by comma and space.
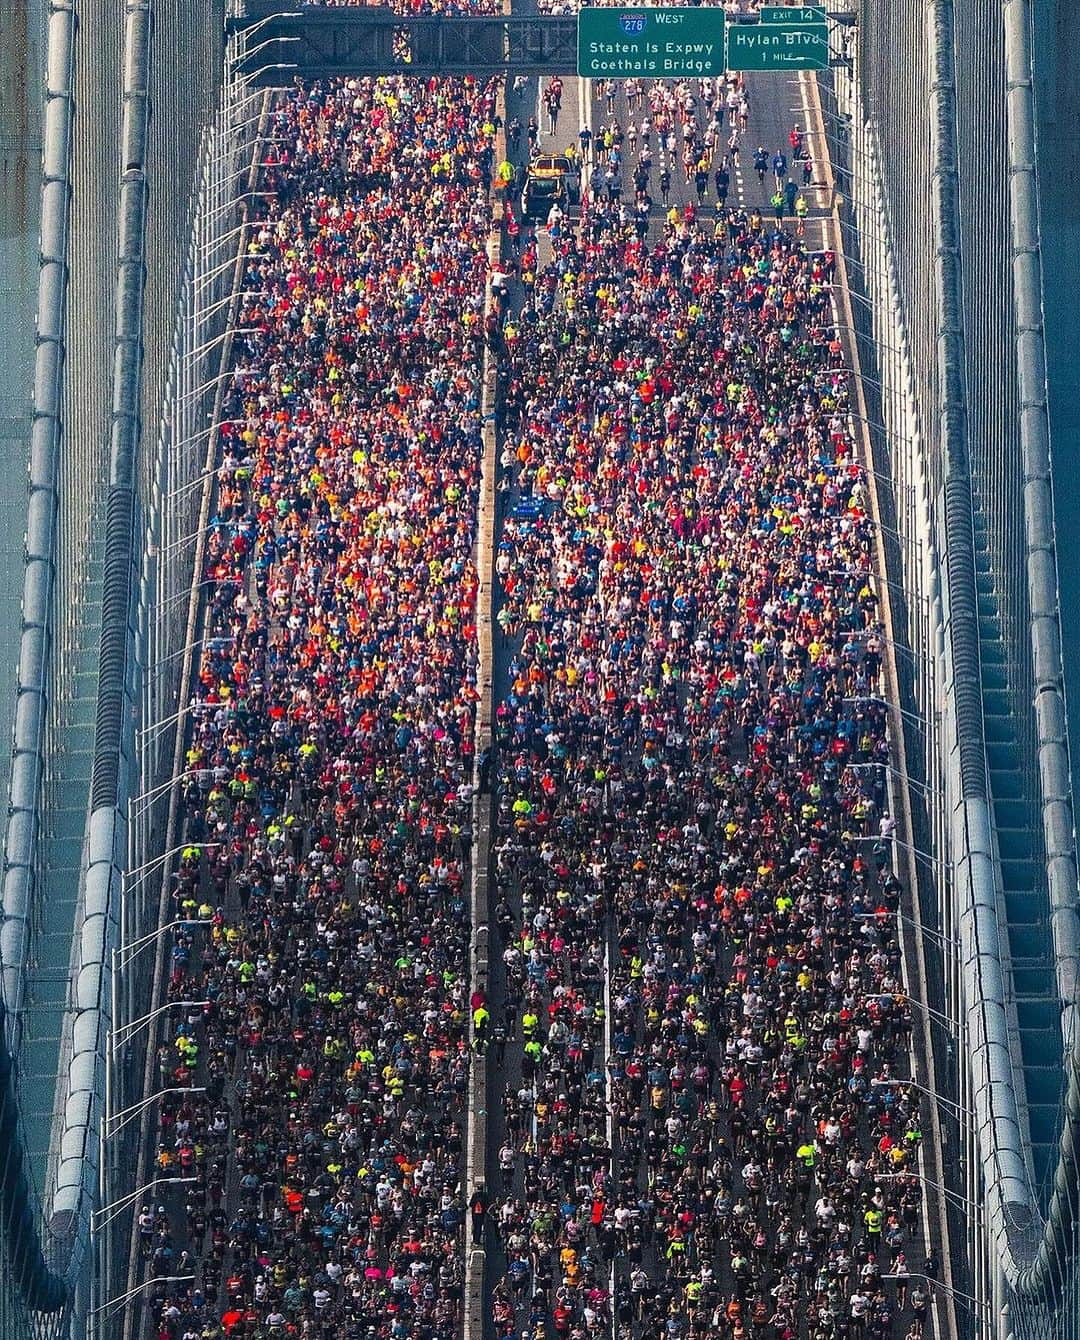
203, 106, 266, 148
880, 1272, 990, 1317
163, 417, 247, 456
151, 633, 237, 672
129, 772, 201, 822
235, 62, 302, 83
825, 567, 933, 614
111, 917, 204, 1046
183, 328, 259, 365
112, 1000, 210, 1050
136, 699, 218, 746
122, 842, 219, 900
105, 1086, 207, 1140
235, 33, 300, 62
193, 290, 242, 323
853, 908, 957, 953
808, 323, 906, 360
231, 10, 294, 42
91, 1274, 196, 1319
119, 843, 217, 959
841, 694, 928, 734
199, 188, 277, 228
860, 988, 957, 1039
838, 409, 910, 443
876, 1172, 984, 1228
199, 160, 259, 204
194, 289, 270, 322
871, 520, 923, 551
155, 574, 240, 618
844, 625, 932, 670
194, 230, 254, 290
844, 761, 941, 802
92, 1180, 199, 1233
114, 919, 205, 974
172, 366, 258, 409
894, 990, 957, 1036
886, 836, 953, 877
801, 123, 875, 160
870, 1076, 968, 1124
158, 463, 230, 509
150, 528, 204, 563
816, 366, 884, 391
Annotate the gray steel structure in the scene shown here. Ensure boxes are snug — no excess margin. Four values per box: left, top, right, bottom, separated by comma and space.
0, 0, 224, 1332
1, 0, 1079, 1336
820, 0, 1080, 1332
227, 1, 852, 81
232, 3, 579, 78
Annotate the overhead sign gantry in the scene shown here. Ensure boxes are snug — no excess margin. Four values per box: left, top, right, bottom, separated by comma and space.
227, 1, 851, 85
576, 5, 830, 79
577, 8, 728, 79
728, 6, 829, 70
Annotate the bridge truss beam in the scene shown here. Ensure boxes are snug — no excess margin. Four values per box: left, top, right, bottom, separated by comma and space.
228, 3, 854, 84
230, 6, 579, 81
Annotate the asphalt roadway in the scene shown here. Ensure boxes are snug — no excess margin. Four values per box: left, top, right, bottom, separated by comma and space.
483, 29, 840, 1340
118, 42, 844, 1340
503, 43, 832, 259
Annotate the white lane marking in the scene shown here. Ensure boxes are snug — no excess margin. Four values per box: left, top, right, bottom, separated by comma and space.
797, 70, 820, 200
796, 69, 825, 244
582, 73, 592, 207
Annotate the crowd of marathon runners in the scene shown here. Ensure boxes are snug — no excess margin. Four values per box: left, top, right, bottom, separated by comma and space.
481, 79, 938, 1340
142, 60, 498, 1340
505, 76, 813, 236
133, 27, 938, 1340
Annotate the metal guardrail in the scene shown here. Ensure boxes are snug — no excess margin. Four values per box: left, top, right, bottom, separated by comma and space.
103, 67, 265, 1340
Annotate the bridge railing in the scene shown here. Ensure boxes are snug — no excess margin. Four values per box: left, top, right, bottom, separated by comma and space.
828, 0, 1080, 1331
0, 0, 235, 1329
101, 65, 267, 1340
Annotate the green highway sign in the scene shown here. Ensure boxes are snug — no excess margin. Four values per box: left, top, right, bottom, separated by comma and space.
758, 5, 827, 22
577, 7, 726, 78
725, 17, 828, 70
576, 5, 829, 78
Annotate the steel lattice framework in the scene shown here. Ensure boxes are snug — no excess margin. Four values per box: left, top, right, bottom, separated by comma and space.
230, 4, 579, 80
228, 2, 854, 83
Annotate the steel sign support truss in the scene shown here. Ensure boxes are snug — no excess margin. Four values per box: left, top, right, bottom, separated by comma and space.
229, 8, 580, 81
228, 3, 853, 84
